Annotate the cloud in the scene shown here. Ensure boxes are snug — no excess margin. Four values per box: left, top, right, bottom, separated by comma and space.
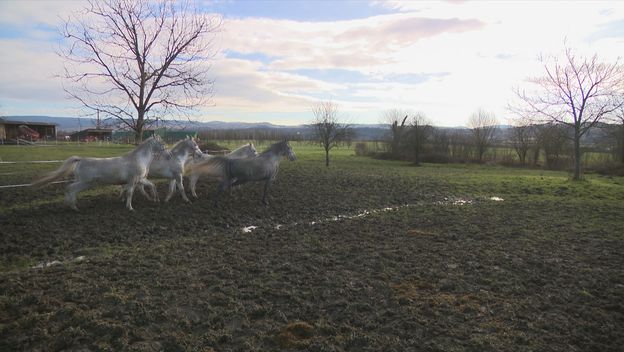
0, 0, 82, 26
220, 13, 485, 71
0, 39, 65, 101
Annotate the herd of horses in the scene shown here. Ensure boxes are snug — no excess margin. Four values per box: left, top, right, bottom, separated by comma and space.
32, 136, 296, 210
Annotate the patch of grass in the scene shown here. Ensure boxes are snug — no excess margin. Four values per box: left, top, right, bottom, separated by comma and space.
0, 256, 36, 272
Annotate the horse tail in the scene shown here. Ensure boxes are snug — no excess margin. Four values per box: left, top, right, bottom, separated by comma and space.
31, 156, 81, 187
184, 154, 211, 175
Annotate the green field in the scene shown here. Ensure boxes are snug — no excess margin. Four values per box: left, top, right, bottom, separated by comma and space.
1, 142, 623, 351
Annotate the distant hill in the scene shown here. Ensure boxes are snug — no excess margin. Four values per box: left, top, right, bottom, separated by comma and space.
3, 115, 392, 140
3, 115, 303, 131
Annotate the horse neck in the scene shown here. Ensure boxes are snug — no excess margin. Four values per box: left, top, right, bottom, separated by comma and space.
260, 147, 282, 162
229, 146, 250, 157
170, 141, 191, 161
130, 140, 158, 165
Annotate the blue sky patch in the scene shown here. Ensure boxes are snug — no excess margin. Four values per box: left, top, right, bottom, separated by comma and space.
202, 0, 395, 21
289, 68, 449, 85
589, 18, 624, 40
224, 50, 279, 64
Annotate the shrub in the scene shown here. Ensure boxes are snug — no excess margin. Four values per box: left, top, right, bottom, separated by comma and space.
354, 143, 368, 156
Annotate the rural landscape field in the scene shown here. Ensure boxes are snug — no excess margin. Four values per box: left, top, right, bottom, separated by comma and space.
1, 142, 622, 351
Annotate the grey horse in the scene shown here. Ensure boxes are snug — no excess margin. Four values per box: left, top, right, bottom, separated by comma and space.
32, 136, 167, 211
123, 136, 203, 202
192, 140, 296, 206
186, 142, 258, 198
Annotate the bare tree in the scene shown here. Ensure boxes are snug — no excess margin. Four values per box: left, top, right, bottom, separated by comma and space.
382, 109, 409, 158
509, 116, 535, 165
468, 108, 499, 162
407, 112, 432, 165
535, 123, 571, 169
430, 127, 451, 162
59, 0, 220, 142
514, 46, 623, 179
311, 101, 350, 167
609, 100, 624, 164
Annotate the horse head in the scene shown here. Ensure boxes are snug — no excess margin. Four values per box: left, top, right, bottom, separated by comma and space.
248, 143, 258, 157
280, 140, 296, 161
189, 137, 204, 159
149, 135, 169, 157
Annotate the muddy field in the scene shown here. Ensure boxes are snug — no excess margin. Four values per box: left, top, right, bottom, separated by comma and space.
1, 148, 623, 351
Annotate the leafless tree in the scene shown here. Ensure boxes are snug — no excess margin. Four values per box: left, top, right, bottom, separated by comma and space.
382, 109, 409, 158
407, 112, 432, 165
430, 128, 451, 162
514, 46, 624, 179
468, 108, 499, 162
311, 101, 350, 167
509, 116, 535, 165
59, 0, 220, 142
535, 123, 571, 169
608, 99, 624, 164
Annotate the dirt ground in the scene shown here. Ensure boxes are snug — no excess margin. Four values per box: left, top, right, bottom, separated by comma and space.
1, 161, 623, 351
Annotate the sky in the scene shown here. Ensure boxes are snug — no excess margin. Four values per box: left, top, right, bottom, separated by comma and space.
1, 0, 623, 127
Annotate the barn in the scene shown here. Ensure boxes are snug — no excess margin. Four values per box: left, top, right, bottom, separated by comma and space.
70, 128, 113, 142
0, 118, 57, 143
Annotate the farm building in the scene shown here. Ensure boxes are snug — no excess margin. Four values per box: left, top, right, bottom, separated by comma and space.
0, 118, 57, 143
70, 128, 113, 142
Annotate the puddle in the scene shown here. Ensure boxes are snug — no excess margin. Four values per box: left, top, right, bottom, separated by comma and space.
242, 226, 258, 233
32, 256, 85, 269
435, 197, 473, 206
32, 260, 63, 269
237, 196, 498, 234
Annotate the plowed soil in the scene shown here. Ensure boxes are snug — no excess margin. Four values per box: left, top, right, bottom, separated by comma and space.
1, 157, 623, 351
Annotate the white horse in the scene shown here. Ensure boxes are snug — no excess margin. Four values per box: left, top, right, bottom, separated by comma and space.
186, 142, 258, 198
195, 140, 296, 206
32, 136, 167, 211
126, 136, 203, 202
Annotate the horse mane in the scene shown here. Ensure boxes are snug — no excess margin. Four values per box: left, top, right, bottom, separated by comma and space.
169, 137, 190, 153
126, 136, 155, 155
231, 143, 251, 153
261, 140, 288, 155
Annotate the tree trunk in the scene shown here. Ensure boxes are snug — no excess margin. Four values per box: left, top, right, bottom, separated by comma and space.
532, 146, 540, 166
620, 123, 624, 164
573, 129, 581, 180
134, 109, 145, 143
325, 148, 330, 167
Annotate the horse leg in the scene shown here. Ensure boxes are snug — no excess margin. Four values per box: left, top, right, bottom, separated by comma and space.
213, 180, 230, 207
119, 185, 126, 201
164, 179, 176, 202
189, 173, 199, 198
125, 183, 136, 211
139, 179, 159, 202
65, 181, 90, 211
138, 183, 153, 201
262, 179, 272, 206
175, 174, 190, 203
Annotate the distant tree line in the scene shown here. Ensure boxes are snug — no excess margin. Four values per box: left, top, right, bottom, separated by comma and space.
352, 107, 624, 176
358, 45, 624, 177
